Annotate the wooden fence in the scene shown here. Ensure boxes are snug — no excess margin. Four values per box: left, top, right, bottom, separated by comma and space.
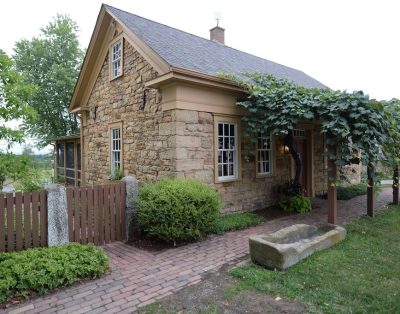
66, 182, 126, 245
0, 191, 47, 252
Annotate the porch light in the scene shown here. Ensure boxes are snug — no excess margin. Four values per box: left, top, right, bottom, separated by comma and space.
283, 145, 290, 154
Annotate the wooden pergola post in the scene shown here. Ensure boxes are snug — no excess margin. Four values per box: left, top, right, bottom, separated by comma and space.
367, 165, 375, 217
327, 146, 337, 224
393, 165, 399, 205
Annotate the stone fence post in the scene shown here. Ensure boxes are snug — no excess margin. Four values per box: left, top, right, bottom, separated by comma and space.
122, 176, 139, 241
46, 184, 69, 246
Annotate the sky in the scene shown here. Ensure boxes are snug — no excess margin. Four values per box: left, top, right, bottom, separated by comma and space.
1, 0, 400, 153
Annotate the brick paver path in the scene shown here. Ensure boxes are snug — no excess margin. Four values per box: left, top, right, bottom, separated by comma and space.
3, 189, 392, 314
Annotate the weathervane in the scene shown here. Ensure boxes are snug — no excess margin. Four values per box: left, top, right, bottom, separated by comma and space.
214, 12, 221, 27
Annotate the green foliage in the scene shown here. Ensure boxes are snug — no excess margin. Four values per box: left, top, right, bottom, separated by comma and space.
219, 72, 400, 183
13, 15, 84, 146
136, 178, 221, 244
0, 152, 48, 192
0, 243, 108, 302
108, 167, 123, 181
213, 213, 264, 234
336, 183, 367, 200
277, 180, 303, 197
279, 195, 312, 213
0, 50, 35, 145
229, 205, 400, 313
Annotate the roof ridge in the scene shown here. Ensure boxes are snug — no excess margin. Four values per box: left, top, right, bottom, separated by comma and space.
103, 3, 308, 76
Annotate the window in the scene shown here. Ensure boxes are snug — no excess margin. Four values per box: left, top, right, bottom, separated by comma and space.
110, 127, 121, 173
257, 133, 272, 175
217, 122, 238, 180
110, 39, 123, 79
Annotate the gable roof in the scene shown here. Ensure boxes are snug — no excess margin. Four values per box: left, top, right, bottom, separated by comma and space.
104, 4, 326, 89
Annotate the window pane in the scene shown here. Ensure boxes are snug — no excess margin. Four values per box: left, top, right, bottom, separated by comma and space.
66, 143, 74, 168
77, 144, 81, 170
218, 137, 223, 149
224, 137, 229, 149
230, 124, 234, 136
218, 164, 223, 177
57, 144, 64, 167
218, 123, 223, 136
224, 124, 229, 136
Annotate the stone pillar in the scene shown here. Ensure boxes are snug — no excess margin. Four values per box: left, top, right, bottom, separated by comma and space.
47, 184, 69, 246
122, 176, 139, 241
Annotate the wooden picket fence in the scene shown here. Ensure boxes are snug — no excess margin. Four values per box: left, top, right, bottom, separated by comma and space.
0, 181, 126, 253
0, 190, 47, 252
66, 182, 126, 245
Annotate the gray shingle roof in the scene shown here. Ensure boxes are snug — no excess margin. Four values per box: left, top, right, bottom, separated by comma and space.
105, 5, 326, 89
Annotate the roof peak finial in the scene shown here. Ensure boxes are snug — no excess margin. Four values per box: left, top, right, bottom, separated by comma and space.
214, 11, 221, 27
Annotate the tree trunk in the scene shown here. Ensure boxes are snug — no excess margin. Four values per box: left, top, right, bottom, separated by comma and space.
284, 131, 301, 186
393, 165, 399, 205
367, 165, 375, 217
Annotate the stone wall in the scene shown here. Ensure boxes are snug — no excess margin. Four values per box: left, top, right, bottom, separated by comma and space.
167, 109, 329, 213
82, 38, 172, 184
81, 37, 332, 213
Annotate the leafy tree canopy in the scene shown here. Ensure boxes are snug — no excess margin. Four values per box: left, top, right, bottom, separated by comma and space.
13, 15, 84, 146
0, 50, 35, 145
220, 72, 400, 183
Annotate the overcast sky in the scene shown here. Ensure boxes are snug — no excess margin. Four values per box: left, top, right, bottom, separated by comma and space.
1, 0, 399, 153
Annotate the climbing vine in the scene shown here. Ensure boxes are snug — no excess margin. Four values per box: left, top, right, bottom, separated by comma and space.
219, 72, 400, 185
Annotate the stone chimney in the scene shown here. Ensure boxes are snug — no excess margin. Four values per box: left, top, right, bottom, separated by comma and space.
210, 26, 225, 44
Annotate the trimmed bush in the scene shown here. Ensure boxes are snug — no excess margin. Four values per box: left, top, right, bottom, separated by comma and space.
279, 195, 312, 213
136, 178, 221, 243
0, 243, 108, 303
337, 183, 367, 200
213, 213, 265, 234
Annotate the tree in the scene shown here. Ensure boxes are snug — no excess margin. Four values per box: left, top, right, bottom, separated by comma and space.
13, 15, 84, 146
0, 50, 35, 145
224, 73, 396, 188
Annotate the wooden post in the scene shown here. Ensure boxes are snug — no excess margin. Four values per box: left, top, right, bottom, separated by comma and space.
393, 165, 399, 205
367, 166, 375, 217
327, 146, 337, 224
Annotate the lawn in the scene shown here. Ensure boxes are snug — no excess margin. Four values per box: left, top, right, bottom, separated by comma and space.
230, 205, 400, 313
213, 213, 264, 234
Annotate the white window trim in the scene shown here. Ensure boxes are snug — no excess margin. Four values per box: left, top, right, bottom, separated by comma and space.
109, 121, 123, 174
214, 116, 241, 183
109, 36, 123, 80
256, 133, 273, 177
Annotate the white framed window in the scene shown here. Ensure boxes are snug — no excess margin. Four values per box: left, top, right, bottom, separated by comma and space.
217, 122, 238, 180
110, 127, 121, 172
110, 39, 123, 79
257, 133, 272, 175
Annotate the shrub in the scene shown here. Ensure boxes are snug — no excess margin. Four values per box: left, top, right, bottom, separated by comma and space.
136, 178, 221, 244
0, 243, 108, 303
213, 213, 264, 234
279, 195, 312, 213
337, 183, 367, 200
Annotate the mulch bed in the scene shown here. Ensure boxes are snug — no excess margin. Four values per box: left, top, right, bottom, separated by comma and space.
128, 205, 293, 252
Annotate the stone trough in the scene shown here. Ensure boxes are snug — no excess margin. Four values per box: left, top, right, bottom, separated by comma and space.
249, 224, 346, 270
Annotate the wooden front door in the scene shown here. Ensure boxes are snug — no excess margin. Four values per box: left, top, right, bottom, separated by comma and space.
293, 139, 308, 193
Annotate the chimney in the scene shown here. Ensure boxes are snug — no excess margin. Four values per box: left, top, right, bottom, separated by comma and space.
210, 26, 225, 44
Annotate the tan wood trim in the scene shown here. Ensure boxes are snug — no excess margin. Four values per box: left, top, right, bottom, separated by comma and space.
108, 121, 124, 175
69, 8, 107, 112
109, 34, 124, 81
106, 9, 170, 74
146, 69, 244, 93
162, 99, 247, 116
80, 113, 85, 185
213, 115, 242, 184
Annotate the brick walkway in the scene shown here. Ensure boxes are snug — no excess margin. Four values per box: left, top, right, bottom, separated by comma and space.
3, 189, 392, 314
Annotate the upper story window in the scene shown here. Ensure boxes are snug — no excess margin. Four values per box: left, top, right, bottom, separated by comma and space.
257, 133, 272, 175
110, 127, 121, 173
217, 122, 238, 181
110, 39, 123, 80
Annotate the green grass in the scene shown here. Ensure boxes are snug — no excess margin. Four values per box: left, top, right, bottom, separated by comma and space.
229, 205, 400, 313
0, 243, 108, 303
213, 213, 265, 234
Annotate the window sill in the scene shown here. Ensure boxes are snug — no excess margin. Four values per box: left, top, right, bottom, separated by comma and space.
214, 177, 242, 184
110, 73, 123, 82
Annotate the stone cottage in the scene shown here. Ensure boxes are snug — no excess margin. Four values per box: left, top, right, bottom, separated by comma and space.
55, 4, 358, 213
